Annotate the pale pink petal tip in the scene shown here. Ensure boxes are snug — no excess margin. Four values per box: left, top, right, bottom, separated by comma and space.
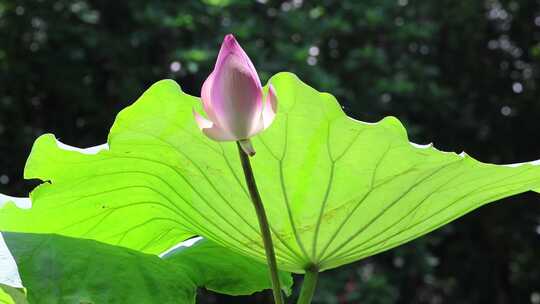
262, 84, 278, 130
193, 110, 235, 141
217, 34, 240, 64
193, 109, 213, 129
222, 34, 245, 55
223, 34, 237, 46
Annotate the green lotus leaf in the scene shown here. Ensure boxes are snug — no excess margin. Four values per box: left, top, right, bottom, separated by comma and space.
0, 285, 26, 304
2, 233, 292, 303
1, 72, 539, 273
162, 238, 292, 296
0, 288, 13, 304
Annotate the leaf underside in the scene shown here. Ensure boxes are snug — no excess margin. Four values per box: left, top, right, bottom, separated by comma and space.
1, 72, 539, 273
2, 233, 292, 303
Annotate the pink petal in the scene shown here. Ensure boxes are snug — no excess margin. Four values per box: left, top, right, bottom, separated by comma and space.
247, 84, 278, 137
211, 53, 263, 139
262, 84, 278, 130
193, 110, 236, 141
201, 72, 218, 123
216, 34, 262, 89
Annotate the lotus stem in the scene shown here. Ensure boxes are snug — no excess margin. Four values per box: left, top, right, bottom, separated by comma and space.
237, 142, 284, 304
296, 265, 319, 304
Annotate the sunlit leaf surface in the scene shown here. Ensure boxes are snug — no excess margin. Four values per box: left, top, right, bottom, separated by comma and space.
3, 233, 291, 303
0, 284, 26, 304
1, 73, 539, 273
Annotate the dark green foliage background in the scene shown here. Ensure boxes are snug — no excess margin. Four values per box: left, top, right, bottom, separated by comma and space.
1, 0, 540, 303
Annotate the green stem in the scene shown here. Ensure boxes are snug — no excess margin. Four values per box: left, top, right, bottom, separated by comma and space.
296, 266, 319, 304
237, 142, 284, 304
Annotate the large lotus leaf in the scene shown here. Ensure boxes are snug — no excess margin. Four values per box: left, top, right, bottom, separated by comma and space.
2, 233, 292, 303
1, 73, 539, 273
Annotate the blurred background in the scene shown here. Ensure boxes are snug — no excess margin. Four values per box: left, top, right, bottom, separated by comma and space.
1, 0, 540, 303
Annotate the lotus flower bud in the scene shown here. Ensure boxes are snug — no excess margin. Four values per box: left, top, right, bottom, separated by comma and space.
193, 34, 277, 156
